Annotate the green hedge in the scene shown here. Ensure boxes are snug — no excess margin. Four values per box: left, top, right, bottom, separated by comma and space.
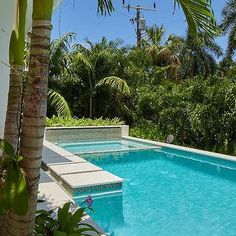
46, 116, 124, 127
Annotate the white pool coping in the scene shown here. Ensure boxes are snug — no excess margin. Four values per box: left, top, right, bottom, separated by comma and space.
62, 171, 124, 189
123, 136, 236, 162
49, 162, 102, 176
46, 125, 127, 129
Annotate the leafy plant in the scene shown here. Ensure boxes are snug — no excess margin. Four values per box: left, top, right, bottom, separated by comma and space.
134, 77, 236, 155
48, 89, 73, 118
34, 201, 100, 236
46, 116, 124, 127
0, 139, 28, 215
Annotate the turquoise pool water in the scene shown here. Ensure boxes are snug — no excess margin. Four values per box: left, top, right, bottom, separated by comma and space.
56, 139, 156, 154
77, 148, 236, 236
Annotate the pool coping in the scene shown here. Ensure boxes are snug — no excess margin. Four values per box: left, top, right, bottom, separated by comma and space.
122, 136, 236, 162
46, 125, 128, 129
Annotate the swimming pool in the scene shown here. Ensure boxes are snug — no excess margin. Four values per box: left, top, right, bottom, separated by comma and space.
75, 147, 236, 236
56, 138, 157, 154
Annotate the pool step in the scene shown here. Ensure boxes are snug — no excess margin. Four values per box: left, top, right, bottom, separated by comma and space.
49, 162, 102, 181
61, 171, 123, 196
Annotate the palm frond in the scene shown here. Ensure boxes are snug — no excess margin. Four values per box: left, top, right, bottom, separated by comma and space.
48, 89, 72, 118
75, 52, 93, 70
145, 25, 165, 45
96, 76, 130, 96
97, 0, 114, 16
226, 25, 236, 57
221, 0, 236, 32
50, 32, 76, 78
175, 0, 219, 36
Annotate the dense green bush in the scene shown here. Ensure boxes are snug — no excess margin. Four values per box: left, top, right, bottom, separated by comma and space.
47, 35, 236, 155
46, 116, 124, 127
135, 77, 236, 154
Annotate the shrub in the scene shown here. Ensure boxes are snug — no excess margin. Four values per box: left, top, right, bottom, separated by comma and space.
46, 116, 124, 127
135, 77, 236, 155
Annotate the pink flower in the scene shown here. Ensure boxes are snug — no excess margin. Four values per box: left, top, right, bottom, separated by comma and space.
84, 196, 93, 208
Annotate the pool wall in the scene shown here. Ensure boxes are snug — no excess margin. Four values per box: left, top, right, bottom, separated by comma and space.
45, 125, 129, 143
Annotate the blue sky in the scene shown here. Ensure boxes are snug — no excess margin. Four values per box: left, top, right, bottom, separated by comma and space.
52, 0, 228, 51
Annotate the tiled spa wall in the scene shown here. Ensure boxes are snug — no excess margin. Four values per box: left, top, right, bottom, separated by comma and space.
45, 125, 129, 143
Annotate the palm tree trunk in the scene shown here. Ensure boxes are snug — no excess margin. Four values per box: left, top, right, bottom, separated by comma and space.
0, 65, 23, 235
6, 1, 53, 234
4, 65, 23, 151
89, 95, 93, 118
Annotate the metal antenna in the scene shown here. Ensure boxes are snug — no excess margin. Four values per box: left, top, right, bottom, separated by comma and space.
123, 2, 156, 47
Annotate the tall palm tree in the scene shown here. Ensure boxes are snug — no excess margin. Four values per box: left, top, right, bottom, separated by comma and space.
72, 43, 130, 118
178, 32, 222, 78
6, 1, 54, 235
1, 1, 27, 235
221, 0, 236, 58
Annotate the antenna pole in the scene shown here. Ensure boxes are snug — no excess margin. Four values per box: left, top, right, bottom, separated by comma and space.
123, 4, 156, 48
136, 6, 141, 47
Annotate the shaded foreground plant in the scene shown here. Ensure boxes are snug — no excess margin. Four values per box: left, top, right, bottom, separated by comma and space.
34, 201, 100, 236
0, 139, 28, 215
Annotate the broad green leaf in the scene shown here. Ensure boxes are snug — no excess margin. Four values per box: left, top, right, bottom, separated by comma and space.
66, 208, 85, 233
58, 202, 71, 231
78, 223, 101, 235
11, 168, 28, 215
53, 229, 67, 236
13, 155, 23, 162
0, 139, 15, 156
0, 162, 28, 215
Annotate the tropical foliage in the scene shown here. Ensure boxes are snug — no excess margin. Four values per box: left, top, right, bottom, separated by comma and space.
46, 116, 123, 127
34, 201, 100, 236
47, 28, 236, 155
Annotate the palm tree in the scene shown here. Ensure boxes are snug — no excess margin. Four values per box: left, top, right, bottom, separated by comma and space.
178, 32, 222, 78
222, 0, 236, 58
144, 25, 181, 80
72, 42, 130, 118
6, 1, 55, 235
1, 1, 27, 235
